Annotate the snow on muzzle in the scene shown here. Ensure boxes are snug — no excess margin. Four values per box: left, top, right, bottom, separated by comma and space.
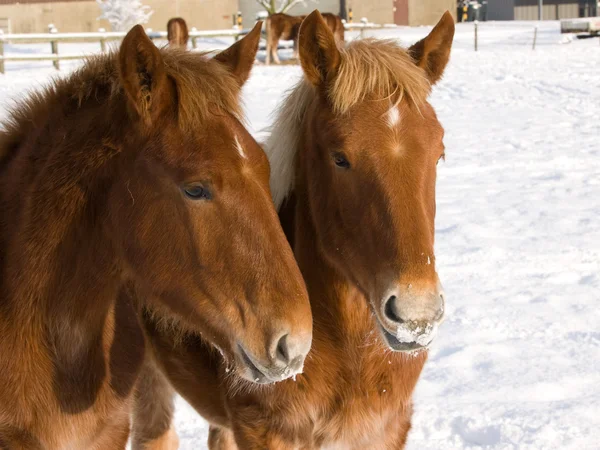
375, 277, 445, 352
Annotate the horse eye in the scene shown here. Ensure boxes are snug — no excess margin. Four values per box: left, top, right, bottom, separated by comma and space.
332, 152, 351, 169
184, 185, 212, 200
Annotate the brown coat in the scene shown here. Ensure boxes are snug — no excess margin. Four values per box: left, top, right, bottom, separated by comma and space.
167, 17, 189, 48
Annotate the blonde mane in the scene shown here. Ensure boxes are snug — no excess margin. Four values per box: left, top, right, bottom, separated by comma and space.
265, 38, 431, 208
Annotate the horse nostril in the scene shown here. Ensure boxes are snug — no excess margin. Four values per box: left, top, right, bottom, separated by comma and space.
384, 295, 404, 324
275, 333, 290, 364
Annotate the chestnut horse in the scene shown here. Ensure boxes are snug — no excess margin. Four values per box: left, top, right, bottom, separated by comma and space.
167, 17, 189, 48
265, 12, 344, 65
132, 9, 454, 450
0, 22, 313, 449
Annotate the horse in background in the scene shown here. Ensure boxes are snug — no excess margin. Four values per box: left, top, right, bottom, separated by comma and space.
132, 10, 454, 449
265, 11, 344, 64
322, 12, 345, 42
0, 22, 313, 449
167, 17, 189, 48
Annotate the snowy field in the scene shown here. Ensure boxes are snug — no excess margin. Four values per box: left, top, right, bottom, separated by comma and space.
1, 20, 599, 449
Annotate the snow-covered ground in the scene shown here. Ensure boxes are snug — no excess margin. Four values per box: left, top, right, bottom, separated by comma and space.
1, 20, 598, 449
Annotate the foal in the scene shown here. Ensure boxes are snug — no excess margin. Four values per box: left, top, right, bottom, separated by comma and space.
0, 23, 312, 449
265, 12, 344, 65
167, 17, 189, 48
134, 10, 454, 449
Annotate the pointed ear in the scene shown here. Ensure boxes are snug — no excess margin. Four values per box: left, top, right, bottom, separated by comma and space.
299, 10, 341, 87
119, 25, 170, 123
408, 11, 455, 85
214, 21, 262, 87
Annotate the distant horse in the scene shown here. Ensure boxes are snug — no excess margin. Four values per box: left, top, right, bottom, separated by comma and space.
132, 10, 454, 449
265, 12, 344, 64
167, 17, 189, 48
0, 22, 313, 449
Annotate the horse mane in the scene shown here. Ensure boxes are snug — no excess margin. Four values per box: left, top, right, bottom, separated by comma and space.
265, 38, 431, 208
0, 47, 243, 169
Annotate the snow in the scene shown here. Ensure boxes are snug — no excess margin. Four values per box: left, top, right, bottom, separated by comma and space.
396, 321, 439, 347
1, 20, 599, 449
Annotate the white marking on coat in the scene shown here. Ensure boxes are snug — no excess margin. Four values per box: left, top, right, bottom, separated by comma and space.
235, 135, 246, 159
387, 105, 401, 128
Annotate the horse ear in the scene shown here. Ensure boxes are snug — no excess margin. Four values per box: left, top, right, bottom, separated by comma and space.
214, 21, 262, 88
299, 10, 341, 87
119, 25, 170, 122
408, 11, 455, 85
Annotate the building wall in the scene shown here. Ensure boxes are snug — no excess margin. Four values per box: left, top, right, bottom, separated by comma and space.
347, 1, 394, 24
145, 0, 238, 31
0, 0, 237, 33
514, 0, 584, 20
486, 0, 515, 20
408, 0, 456, 26
0, 1, 109, 33
514, 3, 578, 19
470, 0, 591, 21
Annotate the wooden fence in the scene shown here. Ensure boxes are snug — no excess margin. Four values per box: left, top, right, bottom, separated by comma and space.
0, 22, 393, 74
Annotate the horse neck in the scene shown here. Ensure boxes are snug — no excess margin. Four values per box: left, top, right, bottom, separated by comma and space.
4, 207, 122, 326
291, 185, 374, 343
0, 112, 127, 333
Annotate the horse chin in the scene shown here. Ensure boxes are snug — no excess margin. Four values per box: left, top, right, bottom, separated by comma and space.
372, 312, 432, 354
377, 323, 428, 353
234, 345, 303, 385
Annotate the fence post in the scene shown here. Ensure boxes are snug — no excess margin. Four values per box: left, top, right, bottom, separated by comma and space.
474, 20, 478, 51
359, 17, 368, 39
98, 28, 107, 52
0, 30, 4, 74
191, 27, 198, 49
49, 24, 59, 70
532, 26, 538, 50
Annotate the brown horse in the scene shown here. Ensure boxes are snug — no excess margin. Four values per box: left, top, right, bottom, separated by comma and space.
265, 12, 344, 65
167, 17, 189, 48
132, 9, 454, 450
0, 22, 313, 449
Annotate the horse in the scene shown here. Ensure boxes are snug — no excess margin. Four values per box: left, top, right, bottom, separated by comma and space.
167, 17, 189, 48
131, 9, 454, 449
265, 12, 344, 65
322, 12, 345, 42
0, 22, 313, 449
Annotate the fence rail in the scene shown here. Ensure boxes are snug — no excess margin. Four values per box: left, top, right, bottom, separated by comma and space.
0, 22, 395, 74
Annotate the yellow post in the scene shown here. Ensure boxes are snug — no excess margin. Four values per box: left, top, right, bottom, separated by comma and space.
348, 8, 353, 23
237, 11, 243, 30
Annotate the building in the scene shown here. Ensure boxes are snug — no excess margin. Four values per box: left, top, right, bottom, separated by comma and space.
238, 0, 457, 28
393, 0, 457, 25
0, 0, 458, 34
487, 0, 598, 21
0, 0, 237, 34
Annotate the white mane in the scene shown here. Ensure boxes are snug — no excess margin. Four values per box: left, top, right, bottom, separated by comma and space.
264, 80, 314, 209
